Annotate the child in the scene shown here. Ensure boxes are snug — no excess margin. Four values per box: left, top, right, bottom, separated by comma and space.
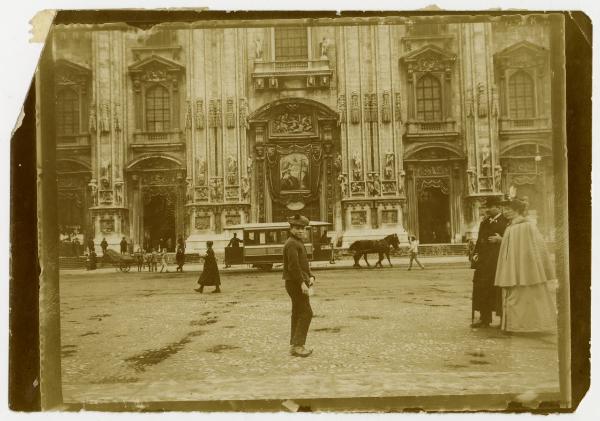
407, 235, 425, 270
159, 248, 169, 273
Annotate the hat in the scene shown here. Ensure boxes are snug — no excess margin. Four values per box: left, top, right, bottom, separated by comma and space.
288, 214, 310, 228
501, 197, 528, 213
483, 195, 503, 207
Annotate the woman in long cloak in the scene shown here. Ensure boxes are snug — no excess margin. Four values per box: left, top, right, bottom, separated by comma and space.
495, 198, 557, 333
195, 241, 221, 293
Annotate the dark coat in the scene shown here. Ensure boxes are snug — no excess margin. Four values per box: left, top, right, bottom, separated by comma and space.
472, 213, 510, 314
282, 234, 312, 286
198, 248, 220, 286
176, 249, 185, 266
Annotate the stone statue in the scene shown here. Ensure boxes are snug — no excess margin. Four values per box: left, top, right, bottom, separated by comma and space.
211, 178, 223, 202
333, 153, 342, 172
196, 159, 206, 185
88, 181, 98, 206
494, 165, 503, 191
337, 173, 348, 198
186, 179, 194, 203
373, 174, 381, 196
352, 152, 363, 181
398, 170, 405, 195
227, 156, 238, 185
254, 37, 263, 60
384, 153, 395, 180
247, 156, 253, 176
467, 167, 477, 193
241, 176, 250, 201
319, 37, 331, 59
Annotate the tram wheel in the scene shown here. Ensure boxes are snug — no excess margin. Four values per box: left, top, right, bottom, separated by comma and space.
256, 263, 273, 271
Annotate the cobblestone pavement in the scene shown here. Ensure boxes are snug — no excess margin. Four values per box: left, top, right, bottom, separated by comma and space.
59, 265, 559, 404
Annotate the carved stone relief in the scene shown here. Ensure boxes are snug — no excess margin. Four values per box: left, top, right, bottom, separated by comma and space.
477, 82, 488, 118
319, 37, 331, 59
254, 37, 263, 60
226, 156, 238, 185
195, 215, 211, 230
337, 95, 347, 125
384, 153, 395, 180
350, 210, 367, 226
241, 176, 250, 201
352, 152, 363, 181
381, 91, 391, 123
350, 181, 366, 195
195, 99, 205, 130
394, 93, 402, 122
350, 92, 360, 124
239, 98, 248, 128
337, 173, 348, 198
196, 158, 207, 185
185, 99, 192, 130
210, 178, 223, 202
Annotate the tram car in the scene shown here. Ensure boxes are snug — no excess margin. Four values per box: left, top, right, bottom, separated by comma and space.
223, 221, 335, 270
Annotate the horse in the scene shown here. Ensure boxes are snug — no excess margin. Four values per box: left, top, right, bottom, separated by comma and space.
348, 233, 401, 268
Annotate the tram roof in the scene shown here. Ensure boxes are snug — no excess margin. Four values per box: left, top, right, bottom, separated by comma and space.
226, 221, 331, 230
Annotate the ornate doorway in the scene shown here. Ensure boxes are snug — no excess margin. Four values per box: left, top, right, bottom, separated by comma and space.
143, 192, 177, 251
127, 157, 185, 250
417, 187, 451, 244
248, 98, 339, 224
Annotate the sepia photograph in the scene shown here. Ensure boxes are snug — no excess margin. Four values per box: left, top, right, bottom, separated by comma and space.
6, 4, 594, 417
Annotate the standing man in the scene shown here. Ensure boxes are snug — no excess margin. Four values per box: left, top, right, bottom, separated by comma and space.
120, 236, 128, 254
471, 196, 510, 328
224, 233, 243, 268
100, 237, 108, 255
283, 214, 315, 358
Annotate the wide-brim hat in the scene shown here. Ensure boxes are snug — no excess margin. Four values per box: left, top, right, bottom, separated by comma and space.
483, 195, 504, 207
500, 197, 528, 213
288, 214, 310, 228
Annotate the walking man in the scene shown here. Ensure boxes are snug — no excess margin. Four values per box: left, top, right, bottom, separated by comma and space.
471, 196, 510, 328
283, 214, 315, 358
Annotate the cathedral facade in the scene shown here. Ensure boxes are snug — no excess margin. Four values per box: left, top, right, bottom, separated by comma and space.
52, 15, 556, 252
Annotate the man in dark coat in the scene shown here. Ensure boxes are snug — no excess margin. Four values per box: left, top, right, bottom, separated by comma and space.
195, 241, 221, 293
120, 237, 128, 254
224, 233, 243, 268
283, 214, 315, 357
471, 196, 510, 328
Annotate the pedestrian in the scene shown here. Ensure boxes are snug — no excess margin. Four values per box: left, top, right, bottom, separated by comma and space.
283, 214, 315, 358
86, 251, 97, 271
159, 248, 169, 273
494, 197, 557, 333
146, 250, 153, 272
72, 237, 81, 256
195, 241, 221, 293
407, 235, 425, 270
151, 248, 158, 272
87, 238, 95, 254
224, 233, 243, 268
100, 237, 108, 256
175, 246, 185, 272
120, 236, 128, 254
470, 196, 509, 328
135, 248, 145, 272
128, 238, 134, 254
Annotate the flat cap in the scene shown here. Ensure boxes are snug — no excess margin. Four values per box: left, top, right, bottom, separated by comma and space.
288, 214, 310, 227
483, 195, 503, 207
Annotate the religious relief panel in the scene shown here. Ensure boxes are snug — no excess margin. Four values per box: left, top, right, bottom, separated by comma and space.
225, 213, 242, 226
269, 112, 315, 137
225, 186, 239, 201
350, 210, 367, 227
414, 164, 451, 177
141, 171, 178, 186
99, 190, 113, 205
226, 156, 239, 185
100, 218, 114, 233
196, 186, 209, 202
195, 215, 211, 230
350, 181, 366, 196
381, 209, 399, 224
382, 181, 397, 195
280, 153, 310, 192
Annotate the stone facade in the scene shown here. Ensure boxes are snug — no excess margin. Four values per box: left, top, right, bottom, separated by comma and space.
52, 15, 556, 252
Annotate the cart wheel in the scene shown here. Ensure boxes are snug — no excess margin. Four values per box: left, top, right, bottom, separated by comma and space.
256, 263, 273, 271
120, 263, 131, 273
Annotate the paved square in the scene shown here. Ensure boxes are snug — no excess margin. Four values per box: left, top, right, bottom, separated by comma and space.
59, 265, 559, 404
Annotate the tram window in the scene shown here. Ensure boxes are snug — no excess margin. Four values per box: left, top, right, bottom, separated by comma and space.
259, 232, 266, 244
245, 231, 257, 245
267, 231, 277, 244
280, 230, 288, 242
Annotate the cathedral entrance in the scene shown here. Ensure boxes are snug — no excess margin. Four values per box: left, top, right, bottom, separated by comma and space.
248, 98, 339, 225
417, 187, 451, 244
143, 193, 176, 251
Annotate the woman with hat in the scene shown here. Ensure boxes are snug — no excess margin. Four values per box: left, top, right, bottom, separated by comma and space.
494, 197, 556, 333
195, 241, 221, 293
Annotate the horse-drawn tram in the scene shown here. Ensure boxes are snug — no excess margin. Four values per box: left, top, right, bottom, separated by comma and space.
224, 221, 334, 270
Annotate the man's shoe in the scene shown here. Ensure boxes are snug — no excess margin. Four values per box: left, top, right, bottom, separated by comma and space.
194, 287, 203, 293
291, 346, 313, 357
470, 321, 490, 328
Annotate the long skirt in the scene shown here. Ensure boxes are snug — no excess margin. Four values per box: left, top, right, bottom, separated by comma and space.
500, 282, 557, 333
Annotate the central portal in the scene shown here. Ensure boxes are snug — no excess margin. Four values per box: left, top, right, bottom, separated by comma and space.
248, 98, 340, 225
143, 193, 176, 251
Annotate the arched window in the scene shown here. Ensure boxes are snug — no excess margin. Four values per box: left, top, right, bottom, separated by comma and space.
416, 75, 442, 121
56, 88, 80, 135
508, 71, 535, 119
145, 85, 171, 132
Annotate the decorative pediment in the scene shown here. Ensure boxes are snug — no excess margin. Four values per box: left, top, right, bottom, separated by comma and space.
54, 59, 91, 87
401, 44, 456, 74
494, 41, 548, 71
128, 55, 184, 84
248, 98, 338, 125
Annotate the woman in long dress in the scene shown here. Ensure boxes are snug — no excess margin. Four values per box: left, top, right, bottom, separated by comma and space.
195, 241, 221, 293
495, 198, 557, 333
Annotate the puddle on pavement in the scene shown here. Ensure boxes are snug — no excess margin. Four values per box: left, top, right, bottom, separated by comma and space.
80, 331, 99, 337
469, 359, 491, 365
189, 317, 218, 326
89, 313, 111, 321
124, 327, 207, 372
61, 344, 78, 358
314, 327, 343, 333
445, 364, 468, 369
205, 344, 240, 353
352, 315, 382, 320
